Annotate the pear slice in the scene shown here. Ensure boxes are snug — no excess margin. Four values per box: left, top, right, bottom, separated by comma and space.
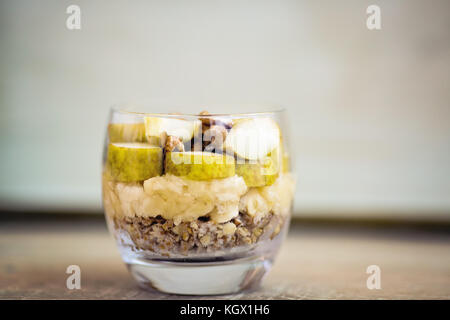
235, 148, 280, 187
165, 151, 235, 180
224, 118, 280, 161
144, 117, 201, 146
108, 123, 146, 143
106, 143, 163, 182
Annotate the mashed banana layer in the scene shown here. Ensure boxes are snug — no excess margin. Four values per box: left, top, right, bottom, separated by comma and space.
239, 174, 295, 223
104, 174, 247, 224
103, 173, 294, 224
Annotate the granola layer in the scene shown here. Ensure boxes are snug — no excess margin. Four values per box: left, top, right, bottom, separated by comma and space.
112, 212, 285, 256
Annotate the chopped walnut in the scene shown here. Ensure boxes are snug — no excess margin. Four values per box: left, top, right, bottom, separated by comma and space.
252, 227, 263, 238
233, 218, 242, 226
199, 110, 213, 132
204, 125, 227, 151
165, 135, 185, 152
162, 219, 174, 232
200, 234, 211, 247
190, 221, 199, 230
171, 224, 180, 235
198, 110, 233, 131
237, 227, 250, 237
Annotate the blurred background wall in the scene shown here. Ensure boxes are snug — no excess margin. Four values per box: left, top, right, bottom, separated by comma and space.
0, 0, 449, 220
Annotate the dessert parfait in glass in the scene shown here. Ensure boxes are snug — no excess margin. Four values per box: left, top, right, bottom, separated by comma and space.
102, 108, 295, 294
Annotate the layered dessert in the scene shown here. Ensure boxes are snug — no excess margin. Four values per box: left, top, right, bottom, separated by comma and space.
102, 111, 295, 259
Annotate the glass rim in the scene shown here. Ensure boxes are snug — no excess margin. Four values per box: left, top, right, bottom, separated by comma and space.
110, 105, 286, 119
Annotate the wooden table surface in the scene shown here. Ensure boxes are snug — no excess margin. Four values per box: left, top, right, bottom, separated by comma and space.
1, 218, 449, 300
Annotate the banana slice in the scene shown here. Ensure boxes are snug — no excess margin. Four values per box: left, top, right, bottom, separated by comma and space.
224, 118, 280, 160
108, 123, 146, 143
144, 117, 201, 146
106, 143, 163, 182
165, 151, 235, 180
235, 148, 280, 187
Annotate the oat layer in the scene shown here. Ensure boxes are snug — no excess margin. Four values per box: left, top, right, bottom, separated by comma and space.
113, 212, 284, 256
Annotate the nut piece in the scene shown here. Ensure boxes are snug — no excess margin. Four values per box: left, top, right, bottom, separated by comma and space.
171, 224, 180, 235
252, 227, 263, 238
190, 221, 199, 230
237, 227, 250, 237
222, 222, 237, 235
199, 234, 211, 247
198, 110, 233, 131
165, 135, 185, 152
204, 125, 227, 151
199, 110, 213, 132
233, 218, 242, 226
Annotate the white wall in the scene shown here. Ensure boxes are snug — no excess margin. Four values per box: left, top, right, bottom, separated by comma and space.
1, 0, 449, 218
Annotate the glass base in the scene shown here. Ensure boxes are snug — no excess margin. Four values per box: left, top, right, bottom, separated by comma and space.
127, 255, 273, 295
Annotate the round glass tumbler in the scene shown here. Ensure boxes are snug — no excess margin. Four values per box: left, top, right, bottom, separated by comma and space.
102, 108, 295, 295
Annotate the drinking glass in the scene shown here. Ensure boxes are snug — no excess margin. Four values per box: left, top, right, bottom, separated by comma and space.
102, 107, 295, 295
